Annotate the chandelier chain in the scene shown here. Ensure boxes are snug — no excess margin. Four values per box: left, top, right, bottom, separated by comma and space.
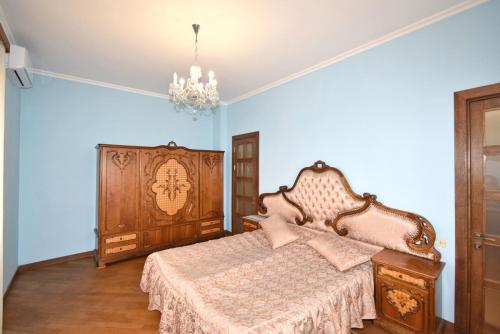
194, 35, 198, 62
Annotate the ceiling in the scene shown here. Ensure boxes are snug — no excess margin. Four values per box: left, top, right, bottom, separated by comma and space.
0, 0, 480, 102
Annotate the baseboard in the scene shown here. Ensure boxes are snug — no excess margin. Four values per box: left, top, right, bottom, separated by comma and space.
3, 268, 19, 300
436, 317, 454, 333
224, 229, 233, 236
444, 319, 455, 331
18, 251, 94, 272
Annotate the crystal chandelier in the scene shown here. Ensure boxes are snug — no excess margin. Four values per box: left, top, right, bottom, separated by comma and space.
168, 24, 219, 119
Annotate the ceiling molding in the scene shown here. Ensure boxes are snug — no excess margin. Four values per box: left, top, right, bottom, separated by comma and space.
0, 2, 16, 45
31, 68, 229, 105
225, 0, 487, 105
32, 68, 172, 100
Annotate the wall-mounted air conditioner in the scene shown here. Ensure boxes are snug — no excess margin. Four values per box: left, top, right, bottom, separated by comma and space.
7, 45, 33, 88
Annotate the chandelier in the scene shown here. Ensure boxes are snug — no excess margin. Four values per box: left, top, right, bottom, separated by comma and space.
168, 24, 219, 119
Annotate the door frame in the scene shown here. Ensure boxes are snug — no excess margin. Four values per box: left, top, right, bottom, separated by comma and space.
454, 82, 500, 333
231, 131, 259, 233
0, 22, 10, 328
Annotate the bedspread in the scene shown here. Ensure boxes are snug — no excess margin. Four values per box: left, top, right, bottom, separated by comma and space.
140, 224, 376, 334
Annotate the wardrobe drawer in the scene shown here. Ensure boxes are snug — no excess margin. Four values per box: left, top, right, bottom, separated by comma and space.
105, 233, 137, 244
200, 219, 222, 236
201, 227, 221, 235
105, 243, 137, 255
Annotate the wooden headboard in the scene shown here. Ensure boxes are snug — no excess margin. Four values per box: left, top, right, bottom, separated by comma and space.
258, 161, 441, 262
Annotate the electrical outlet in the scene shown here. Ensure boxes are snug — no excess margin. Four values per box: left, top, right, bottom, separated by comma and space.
436, 238, 446, 248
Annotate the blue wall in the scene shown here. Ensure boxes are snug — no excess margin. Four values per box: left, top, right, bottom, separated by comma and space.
18, 75, 216, 265
226, 1, 500, 322
4, 76, 21, 293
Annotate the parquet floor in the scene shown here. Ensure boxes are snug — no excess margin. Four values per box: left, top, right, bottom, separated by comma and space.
3, 256, 451, 334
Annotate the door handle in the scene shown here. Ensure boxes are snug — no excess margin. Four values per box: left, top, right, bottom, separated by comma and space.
473, 233, 497, 242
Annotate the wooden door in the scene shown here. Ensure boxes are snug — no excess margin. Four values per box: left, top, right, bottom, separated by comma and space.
232, 132, 259, 233
469, 96, 500, 334
99, 147, 140, 235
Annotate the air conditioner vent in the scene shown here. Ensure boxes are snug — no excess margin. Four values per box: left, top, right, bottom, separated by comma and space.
7, 45, 33, 88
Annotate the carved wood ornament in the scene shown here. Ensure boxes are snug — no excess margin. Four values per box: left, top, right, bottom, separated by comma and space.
258, 160, 441, 262
203, 153, 220, 173
152, 159, 192, 215
111, 151, 134, 172
144, 150, 197, 218
384, 285, 421, 319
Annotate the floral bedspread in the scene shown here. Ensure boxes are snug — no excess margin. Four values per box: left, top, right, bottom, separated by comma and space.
140, 225, 376, 334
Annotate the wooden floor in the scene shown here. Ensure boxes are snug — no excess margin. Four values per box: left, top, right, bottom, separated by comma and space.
3, 256, 451, 333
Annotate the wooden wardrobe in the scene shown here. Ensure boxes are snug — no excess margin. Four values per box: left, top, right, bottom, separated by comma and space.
95, 142, 224, 267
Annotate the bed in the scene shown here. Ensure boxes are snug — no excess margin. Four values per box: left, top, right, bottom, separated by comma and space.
141, 161, 441, 334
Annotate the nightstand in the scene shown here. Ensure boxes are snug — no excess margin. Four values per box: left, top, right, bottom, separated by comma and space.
371, 249, 445, 334
241, 215, 265, 232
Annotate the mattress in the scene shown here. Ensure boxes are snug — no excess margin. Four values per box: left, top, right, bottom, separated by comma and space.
140, 224, 377, 334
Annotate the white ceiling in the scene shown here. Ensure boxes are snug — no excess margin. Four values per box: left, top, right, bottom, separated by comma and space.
0, 0, 481, 102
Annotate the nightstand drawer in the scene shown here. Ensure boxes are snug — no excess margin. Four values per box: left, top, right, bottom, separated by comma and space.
242, 220, 260, 232
379, 265, 427, 288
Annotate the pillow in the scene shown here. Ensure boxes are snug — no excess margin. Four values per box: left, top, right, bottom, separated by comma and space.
307, 233, 383, 271
303, 219, 334, 232
260, 215, 299, 249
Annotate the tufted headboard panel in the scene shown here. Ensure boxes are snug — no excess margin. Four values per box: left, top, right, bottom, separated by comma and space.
286, 168, 366, 230
259, 161, 366, 231
258, 161, 441, 262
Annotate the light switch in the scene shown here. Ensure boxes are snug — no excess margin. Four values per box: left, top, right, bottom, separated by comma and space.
436, 238, 446, 248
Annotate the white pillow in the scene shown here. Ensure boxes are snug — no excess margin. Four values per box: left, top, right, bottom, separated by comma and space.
260, 215, 299, 249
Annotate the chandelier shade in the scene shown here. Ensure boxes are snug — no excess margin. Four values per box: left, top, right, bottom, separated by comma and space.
168, 24, 219, 119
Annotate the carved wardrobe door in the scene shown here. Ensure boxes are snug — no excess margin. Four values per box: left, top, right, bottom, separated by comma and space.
141, 147, 200, 248
199, 152, 224, 239
200, 152, 223, 220
99, 147, 139, 235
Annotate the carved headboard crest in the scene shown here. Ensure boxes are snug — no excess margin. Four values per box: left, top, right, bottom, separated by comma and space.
258, 161, 441, 262
259, 161, 367, 229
